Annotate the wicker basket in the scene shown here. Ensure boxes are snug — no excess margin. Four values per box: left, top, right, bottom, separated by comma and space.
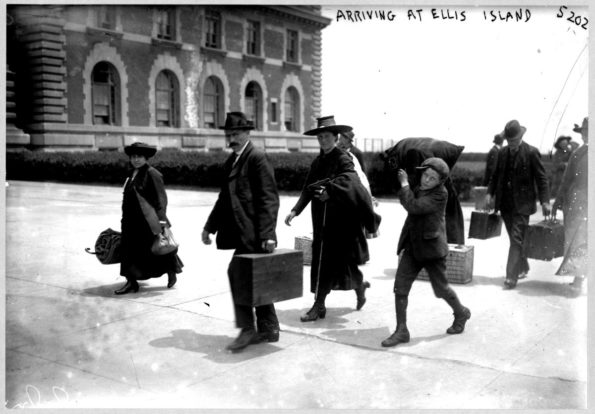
399, 244, 474, 284
294, 236, 313, 265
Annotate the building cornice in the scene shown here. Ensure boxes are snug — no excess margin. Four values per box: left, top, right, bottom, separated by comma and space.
262, 6, 331, 28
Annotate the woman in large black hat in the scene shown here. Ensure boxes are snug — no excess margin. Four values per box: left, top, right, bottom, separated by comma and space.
285, 116, 379, 321
116, 142, 183, 294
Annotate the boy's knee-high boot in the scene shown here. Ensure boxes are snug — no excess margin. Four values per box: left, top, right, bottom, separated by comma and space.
442, 287, 471, 334
381, 296, 410, 347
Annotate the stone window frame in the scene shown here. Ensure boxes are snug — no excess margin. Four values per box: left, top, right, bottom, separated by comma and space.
202, 75, 225, 129
239, 68, 268, 131
285, 28, 300, 64
245, 19, 263, 57
147, 53, 186, 128
152, 7, 181, 42
280, 73, 305, 133
283, 86, 300, 132
198, 61, 231, 129
155, 70, 180, 128
91, 62, 121, 126
204, 9, 224, 49
87, 5, 122, 32
270, 98, 279, 125
83, 43, 129, 126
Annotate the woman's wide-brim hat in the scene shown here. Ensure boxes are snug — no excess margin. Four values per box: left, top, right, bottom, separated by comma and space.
304, 115, 352, 136
554, 135, 572, 149
501, 119, 526, 141
124, 142, 157, 158
573, 117, 588, 133
220, 111, 254, 130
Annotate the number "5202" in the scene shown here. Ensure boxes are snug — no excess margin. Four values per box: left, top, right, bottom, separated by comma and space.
557, 6, 588, 30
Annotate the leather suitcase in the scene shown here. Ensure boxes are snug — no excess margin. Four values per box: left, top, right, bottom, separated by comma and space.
523, 219, 565, 261
469, 211, 502, 240
416, 244, 474, 284
230, 248, 303, 306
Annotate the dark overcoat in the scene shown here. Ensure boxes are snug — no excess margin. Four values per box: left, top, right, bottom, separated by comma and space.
120, 164, 183, 280
487, 141, 550, 215
204, 141, 279, 252
397, 184, 449, 261
292, 147, 377, 293
483, 144, 500, 186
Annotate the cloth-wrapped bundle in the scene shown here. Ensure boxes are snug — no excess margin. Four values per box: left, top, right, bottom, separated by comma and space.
85, 228, 122, 264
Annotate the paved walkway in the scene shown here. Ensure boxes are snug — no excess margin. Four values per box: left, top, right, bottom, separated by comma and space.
4, 180, 589, 409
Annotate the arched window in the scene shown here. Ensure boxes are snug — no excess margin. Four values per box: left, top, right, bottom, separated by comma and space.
155, 70, 179, 127
203, 76, 223, 129
92, 62, 120, 125
244, 81, 262, 130
284, 86, 299, 132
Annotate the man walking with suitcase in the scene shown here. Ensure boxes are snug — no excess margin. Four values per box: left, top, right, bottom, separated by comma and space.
485, 120, 551, 289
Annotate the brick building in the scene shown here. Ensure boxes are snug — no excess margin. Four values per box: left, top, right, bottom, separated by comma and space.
6, 5, 331, 152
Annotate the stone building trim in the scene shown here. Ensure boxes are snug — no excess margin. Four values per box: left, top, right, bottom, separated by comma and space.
239, 67, 269, 131
279, 73, 305, 133
199, 61, 232, 128
147, 52, 187, 128
82, 42, 130, 126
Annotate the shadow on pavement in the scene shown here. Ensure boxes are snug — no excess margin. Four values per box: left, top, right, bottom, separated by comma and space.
149, 329, 282, 363
276, 307, 353, 330
513, 280, 585, 298
80, 282, 168, 299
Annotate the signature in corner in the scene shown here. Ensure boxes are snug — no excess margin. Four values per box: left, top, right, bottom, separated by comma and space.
7, 384, 70, 408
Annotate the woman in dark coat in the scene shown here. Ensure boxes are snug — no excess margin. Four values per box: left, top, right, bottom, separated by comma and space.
285, 116, 379, 321
116, 142, 183, 295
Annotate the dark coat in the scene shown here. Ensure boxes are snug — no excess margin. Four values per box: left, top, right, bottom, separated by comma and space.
483, 144, 500, 186
205, 141, 279, 252
292, 147, 377, 293
397, 183, 448, 262
487, 141, 550, 216
120, 164, 182, 280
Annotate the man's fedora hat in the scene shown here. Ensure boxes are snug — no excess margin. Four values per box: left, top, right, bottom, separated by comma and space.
340, 130, 355, 140
501, 119, 526, 141
124, 142, 157, 158
573, 117, 588, 133
220, 112, 254, 131
416, 157, 450, 179
304, 115, 352, 136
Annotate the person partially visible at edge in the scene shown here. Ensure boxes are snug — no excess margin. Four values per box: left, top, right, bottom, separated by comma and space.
485, 120, 551, 290
285, 115, 379, 322
549, 135, 578, 198
483, 133, 504, 186
552, 117, 588, 295
202, 112, 281, 353
338, 130, 366, 173
116, 142, 183, 295
382, 157, 471, 347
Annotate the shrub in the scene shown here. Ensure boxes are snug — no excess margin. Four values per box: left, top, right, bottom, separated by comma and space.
6, 148, 491, 200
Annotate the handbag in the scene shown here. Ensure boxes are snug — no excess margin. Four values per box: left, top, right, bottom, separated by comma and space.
151, 226, 179, 255
85, 228, 122, 264
134, 188, 180, 256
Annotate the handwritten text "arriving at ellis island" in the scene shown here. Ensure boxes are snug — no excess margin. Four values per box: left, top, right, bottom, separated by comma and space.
335, 8, 534, 23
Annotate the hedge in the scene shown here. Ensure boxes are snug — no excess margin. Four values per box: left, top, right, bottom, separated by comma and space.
7, 148, 546, 201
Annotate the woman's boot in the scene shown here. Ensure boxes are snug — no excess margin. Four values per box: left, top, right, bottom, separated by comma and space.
300, 292, 327, 322
381, 296, 410, 347
355, 281, 371, 310
167, 272, 177, 288
115, 278, 139, 295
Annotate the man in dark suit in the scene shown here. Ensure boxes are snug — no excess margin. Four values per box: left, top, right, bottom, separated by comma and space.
382, 157, 471, 347
483, 133, 504, 186
202, 112, 280, 352
485, 120, 551, 289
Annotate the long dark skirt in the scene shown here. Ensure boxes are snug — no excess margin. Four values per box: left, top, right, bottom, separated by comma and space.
119, 188, 183, 280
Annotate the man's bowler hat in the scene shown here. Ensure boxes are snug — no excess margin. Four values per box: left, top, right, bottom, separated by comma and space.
501, 120, 526, 141
221, 112, 254, 131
